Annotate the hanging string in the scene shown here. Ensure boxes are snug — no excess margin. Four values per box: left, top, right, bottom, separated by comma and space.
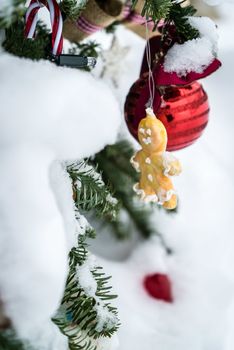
145, 21, 155, 111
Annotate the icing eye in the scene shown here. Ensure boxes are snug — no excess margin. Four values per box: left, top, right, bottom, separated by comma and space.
146, 128, 151, 136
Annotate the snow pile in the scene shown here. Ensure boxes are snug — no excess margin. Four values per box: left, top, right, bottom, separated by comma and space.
164, 17, 218, 76
0, 53, 120, 159
0, 52, 120, 346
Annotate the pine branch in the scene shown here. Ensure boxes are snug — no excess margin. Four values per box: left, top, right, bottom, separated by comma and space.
53, 319, 97, 350
131, 0, 199, 41
3, 19, 50, 60
60, 0, 87, 20
168, 2, 199, 41
132, 0, 172, 22
54, 233, 119, 348
67, 161, 119, 219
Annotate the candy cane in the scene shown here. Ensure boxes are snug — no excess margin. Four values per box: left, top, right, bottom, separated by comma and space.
25, 0, 63, 56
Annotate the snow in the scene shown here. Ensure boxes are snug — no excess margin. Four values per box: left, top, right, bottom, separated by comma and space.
49, 161, 77, 250
188, 16, 219, 53
0, 52, 121, 345
76, 255, 98, 297
106, 193, 118, 206
0, 145, 68, 345
164, 17, 218, 76
0, 53, 121, 160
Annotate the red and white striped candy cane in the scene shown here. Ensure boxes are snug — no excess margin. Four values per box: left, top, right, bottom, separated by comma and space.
25, 0, 63, 56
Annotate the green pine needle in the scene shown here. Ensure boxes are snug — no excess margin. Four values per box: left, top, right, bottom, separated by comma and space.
132, 0, 172, 22
60, 0, 87, 20
168, 2, 199, 41
54, 234, 119, 347
132, 0, 199, 41
67, 161, 119, 219
3, 19, 50, 60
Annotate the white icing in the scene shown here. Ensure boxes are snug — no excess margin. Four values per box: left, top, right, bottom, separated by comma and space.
139, 128, 145, 134
162, 151, 178, 177
133, 183, 145, 200
147, 174, 153, 182
145, 157, 151, 164
157, 188, 176, 205
130, 155, 140, 172
146, 128, 152, 136
143, 137, 151, 145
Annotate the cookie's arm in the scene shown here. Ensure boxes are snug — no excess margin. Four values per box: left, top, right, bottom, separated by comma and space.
162, 152, 182, 176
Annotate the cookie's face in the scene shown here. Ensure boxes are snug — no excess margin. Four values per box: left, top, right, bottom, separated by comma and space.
138, 116, 167, 154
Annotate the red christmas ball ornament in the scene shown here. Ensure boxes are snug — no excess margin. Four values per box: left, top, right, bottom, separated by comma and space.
124, 79, 209, 151
124, 35, 220, 151
143, 273, 173, 302
157, 81, 209, 151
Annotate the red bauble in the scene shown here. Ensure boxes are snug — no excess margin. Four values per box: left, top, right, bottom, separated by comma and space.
125, 80, 209, 151
124, 34, 220, 151
157, 81, 209, 151
143, 273, 173, 302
